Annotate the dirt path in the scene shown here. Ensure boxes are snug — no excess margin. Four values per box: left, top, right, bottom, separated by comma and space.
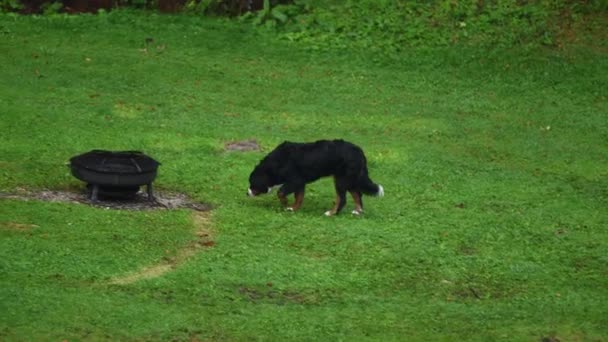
2, 189, 214, 284
109, 211, 214, 285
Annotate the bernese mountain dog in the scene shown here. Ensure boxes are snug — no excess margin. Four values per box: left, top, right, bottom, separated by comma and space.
247, 139, 384, 216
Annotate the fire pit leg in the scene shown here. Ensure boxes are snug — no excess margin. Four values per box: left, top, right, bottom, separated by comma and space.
146, 183, 155, 202
90, 184, 99, 202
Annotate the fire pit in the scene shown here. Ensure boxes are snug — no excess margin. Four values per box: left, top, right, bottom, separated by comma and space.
69, 150, 160, 202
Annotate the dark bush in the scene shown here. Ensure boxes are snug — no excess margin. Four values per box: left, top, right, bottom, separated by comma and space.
5, 0, 292, 14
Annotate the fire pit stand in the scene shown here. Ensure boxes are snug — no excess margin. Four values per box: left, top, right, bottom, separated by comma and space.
69, 150, 161, 202
86, 184, 154, 202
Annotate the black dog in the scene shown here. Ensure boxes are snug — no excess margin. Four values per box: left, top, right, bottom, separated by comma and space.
247, 139, 384, 216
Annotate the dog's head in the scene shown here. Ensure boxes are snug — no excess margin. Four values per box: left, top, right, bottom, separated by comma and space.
247, 165, 273, 197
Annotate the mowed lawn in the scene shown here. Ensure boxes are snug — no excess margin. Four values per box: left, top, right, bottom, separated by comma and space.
1, 12, 607, 341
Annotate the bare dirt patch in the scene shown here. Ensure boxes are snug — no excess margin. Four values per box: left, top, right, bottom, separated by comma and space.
1, 189, 211, 211
109, 211, 214, 285
224, 139, 260, 152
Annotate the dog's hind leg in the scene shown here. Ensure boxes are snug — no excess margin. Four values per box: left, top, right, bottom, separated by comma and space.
325, 178, 348, 216
349, 191, 363, 215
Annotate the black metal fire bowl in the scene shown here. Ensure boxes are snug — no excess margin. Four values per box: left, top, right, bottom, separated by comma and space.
69, 150, 160, 202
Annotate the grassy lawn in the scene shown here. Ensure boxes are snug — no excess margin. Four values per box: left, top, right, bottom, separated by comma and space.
1, 11, 607, 341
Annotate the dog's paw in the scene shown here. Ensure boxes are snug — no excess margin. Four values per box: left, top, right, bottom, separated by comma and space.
351, 209, 362, 216
285, 207, 294, 212
324, 210, 334, 217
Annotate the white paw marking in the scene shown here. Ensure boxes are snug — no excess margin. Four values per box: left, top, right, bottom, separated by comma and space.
247, 188, 254, 197
285, 207, 294, 212
377, 185, 384, 197
351, 210, 362, 216
324, 211, 333, 216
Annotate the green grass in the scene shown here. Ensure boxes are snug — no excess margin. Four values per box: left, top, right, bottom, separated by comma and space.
1, 11, 607, 341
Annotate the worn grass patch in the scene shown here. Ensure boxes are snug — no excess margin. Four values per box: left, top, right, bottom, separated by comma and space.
1, 11, 607, 342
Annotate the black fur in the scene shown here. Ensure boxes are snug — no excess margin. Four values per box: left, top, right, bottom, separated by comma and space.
247, 139, 383, 215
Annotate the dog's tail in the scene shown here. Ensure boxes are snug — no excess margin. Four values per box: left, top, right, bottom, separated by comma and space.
357, 169, 384, 197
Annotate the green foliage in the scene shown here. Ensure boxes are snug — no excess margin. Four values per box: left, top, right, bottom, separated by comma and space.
41, 1, 62, 15
4, 0, 605, 52
245, 0, 607, 51
184, 0, 214, 14
239, 0, 295, 28
0, 0, 21, 12
183, 0, 246, 16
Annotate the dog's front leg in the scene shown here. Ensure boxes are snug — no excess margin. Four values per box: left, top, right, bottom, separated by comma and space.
277, 191, 288, 207
290, 190, 305, 211
279, 182, 305, 211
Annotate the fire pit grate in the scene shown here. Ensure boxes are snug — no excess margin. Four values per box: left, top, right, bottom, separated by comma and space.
69, 150, 160, 202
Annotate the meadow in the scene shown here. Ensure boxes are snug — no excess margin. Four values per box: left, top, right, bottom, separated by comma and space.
1, 11, 607, 341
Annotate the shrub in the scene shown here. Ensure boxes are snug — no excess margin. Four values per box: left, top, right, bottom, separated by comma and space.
2, 0, 605, 51
260, 0, 606, 51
